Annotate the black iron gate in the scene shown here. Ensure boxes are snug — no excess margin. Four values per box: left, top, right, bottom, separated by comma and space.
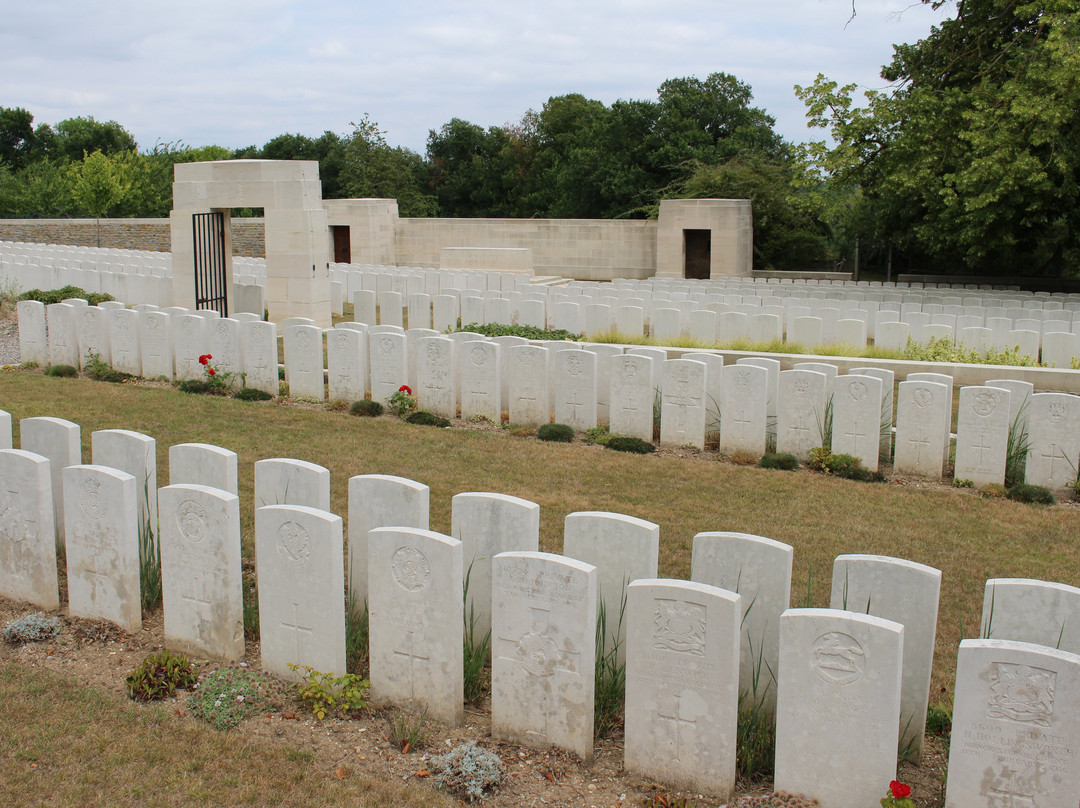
193, 212, 228, 316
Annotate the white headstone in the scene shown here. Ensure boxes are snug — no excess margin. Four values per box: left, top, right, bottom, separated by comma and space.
981, 578, 1080, 655
0, 410, 9, 450
369, 331, 409, 406
553, 349, 597, 430
347, 474, 430, 609
452, 492, 541, 642
77, 305, 111, 368
255, 504, 346, 681
491, 551, 597, 759
368, 526, 464, 725
17, 300, 48, 365
829, 374, 884, 471
413, 336, 457, 419
954, 385, 1012, 486
719, 363, 768, 457
774, 609, 903, 808
254, 458, 331, 511
207, 317, 242, 379
691, 531, 792, 712
609, 353, 656, 442
624, 579, 740, 798
507, 345, 550, 427
284, 325, 325, 400
63, 464, 141, 632
830, 554, 941, 758
326, 327, 367, 402
138, 310, 174, 379
893, 380, 950, 478
776, 369, 828, 460
159, 483, 244, 660
0, 449, 59, 610
353, 289, 377, 326
168, 442, 238, 495
659, 359, 707, 449
91, 428, 157, 537
172, 313, 207, 381
945, 639, 1080, 808
1024, 393, 1080, 494
19, 416, 81, 547
240, 320, 279, 396
46, 302, 79, 367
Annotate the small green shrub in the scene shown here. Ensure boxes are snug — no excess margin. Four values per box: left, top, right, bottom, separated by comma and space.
583, 425, 611, 445
387, 709, 429, 752
457, 322, 582, 341
430, 741, 507, 802
18, 285, 114, 306
1007, 484, 1056, 506
406, 410, 451, 428
345, 594, 368, 675
19, 361, 39, 369
45, 364, 77, 377
926, 702, 952, 740
736, 792, 820, 807
125, 650, 198, 701
234, 387, 273, 402
953, 478, 975, 488
291, 665, 370, 719
605, 436, 656, 454
759, 452, 799, 471
350, 399, 383, 417
3, 612, 62, 644
278, 366, 286, 380
178, 379, 212, 394
83, 353, 130, 383
188, 666, 284, 730
537, 423, 574, 443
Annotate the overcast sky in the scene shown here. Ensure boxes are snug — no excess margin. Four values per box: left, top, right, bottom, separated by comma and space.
2, 0, 952, 155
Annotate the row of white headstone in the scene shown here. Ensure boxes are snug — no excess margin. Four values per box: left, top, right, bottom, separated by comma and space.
18, 303, 1080, 494
3, 412, 1080, 806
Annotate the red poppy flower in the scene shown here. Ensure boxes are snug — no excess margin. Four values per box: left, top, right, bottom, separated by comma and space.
890, 781, 911, 799
399, 385, 412, 394
207, 368, 216, 376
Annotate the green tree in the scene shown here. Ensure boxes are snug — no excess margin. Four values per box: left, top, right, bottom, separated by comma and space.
54, 116, 137, 161
68, 150, 130, 245
797, 0, 1080, 278
0, 107, 38, 169
338, 116, 436, 216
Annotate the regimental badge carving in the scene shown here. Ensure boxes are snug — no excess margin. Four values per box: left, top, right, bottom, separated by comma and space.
277, 521, 311, 564
566, 354, 584, 377
847, 381, 868, 402
0, 504, 27, 542
793, 377, 811, 397
972, 392, 998, 416
147, 316, 160, 333
379, 337, 393, 356
913, 387, 934, 408
518, 350, 535, 369
653, 599, 706, 655
177, 500, 207, 543
988, 663, 1056, 726
1047, 401, 1066, 424
392, 546, 431, 591
470, 346, 487, 366
621, 360, 638, 380
297, 330, 312, 349
812, 632, 865, 684
79, 477, 104, 520
735, 368, 752, 390
427, 343, 440, 362
335, 333, 349, 352
216, 323, 229, 339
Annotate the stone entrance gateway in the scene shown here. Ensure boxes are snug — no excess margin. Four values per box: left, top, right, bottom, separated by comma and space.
170, 160, 331, 327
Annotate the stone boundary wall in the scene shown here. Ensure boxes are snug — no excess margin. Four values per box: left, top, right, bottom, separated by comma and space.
0, 218, 267, 258
395, 217, 658, 281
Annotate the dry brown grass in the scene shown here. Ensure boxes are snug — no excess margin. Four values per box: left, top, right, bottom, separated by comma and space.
3, 371, 1079, 712
0, 662, 452, 808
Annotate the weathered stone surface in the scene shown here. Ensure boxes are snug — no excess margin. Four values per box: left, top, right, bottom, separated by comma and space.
0, 449, 59, 610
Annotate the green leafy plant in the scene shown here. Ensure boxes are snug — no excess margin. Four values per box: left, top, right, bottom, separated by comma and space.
979, 483, 1007, 499
45, 364, 77, 377
350, 399, 383, 416
290, 665, 369, 719
594, 587, 627, 739
463, 559, 491, 704
242, 570, 259, 641
406, 410, 451, 427
456, 322, 582, 341
125, 650, 198, 701
18, 285, 114, 306
926, 702, 952, 742
605, 435, 656, 454
537, 423, 574, 443
953, 478, 974, 488
197, 353, 233, 393
3, 612, 61, 644
647, 794, 699, 808
387, 708, 428, 752
386, 384, 418, 417
1004, 396, 1031, 488
138, 472, 162, 612
1007, 484, 1056, 506
188, 666, 284, 730
737, 600, 776, 779
583, 424, 611, 445
759, 452, 799, 470
345, 593, 368, 676
429, 740, 506, 802
83, 353, 130, 383
234, 387, 273, 402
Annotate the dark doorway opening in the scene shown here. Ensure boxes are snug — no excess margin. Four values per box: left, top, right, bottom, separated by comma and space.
192, 211, 228, 316
684, 229, 711, 279
332, 226, 352, 264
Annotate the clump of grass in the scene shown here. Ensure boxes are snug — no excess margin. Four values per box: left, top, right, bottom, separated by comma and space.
807, 448, 884, 482
387, 709, 428, 752
242, 569, 259, 641
325, 399, 349, 412
1007, 484, 1056, 505
3, 612, 62, 644
429, 741, 507, 802
406, 410, 451, 427
126, 650, 198, 701
345, 594, 368, 676
979, 483, 1007, 499
759, 452, 799, 471
736, 793, 820, 807
188, 666, 285, 730
138, 474, 162, 612
463, 561, 491, 704
605, 435, 655, 454
727, 450, 760, 466
594, 590, 627, 739
537, 423, 574, 443
586, 328, 652, 346
45, 364, 77, 377
83, 353, 130, 383
583, 425, 611, 445
350, 399, 383, 417
178, 379, 213, 394
234, 387, 273, 402
1004, 397, 1031, 487
504, 423, 535, 437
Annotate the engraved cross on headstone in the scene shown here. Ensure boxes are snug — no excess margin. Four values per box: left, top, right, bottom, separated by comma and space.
666, 388, 699, 434
280, 601, 314, 664
974, 432, 995, 470
182, 576, 213, 617
1041, 442, 1070, 482
845, 419, 867, 453
82, 553, 112, 602
393, 630, 431, 698
657, 692, 699, 763
909, 427, 931, 464
733, 409, 752, 436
